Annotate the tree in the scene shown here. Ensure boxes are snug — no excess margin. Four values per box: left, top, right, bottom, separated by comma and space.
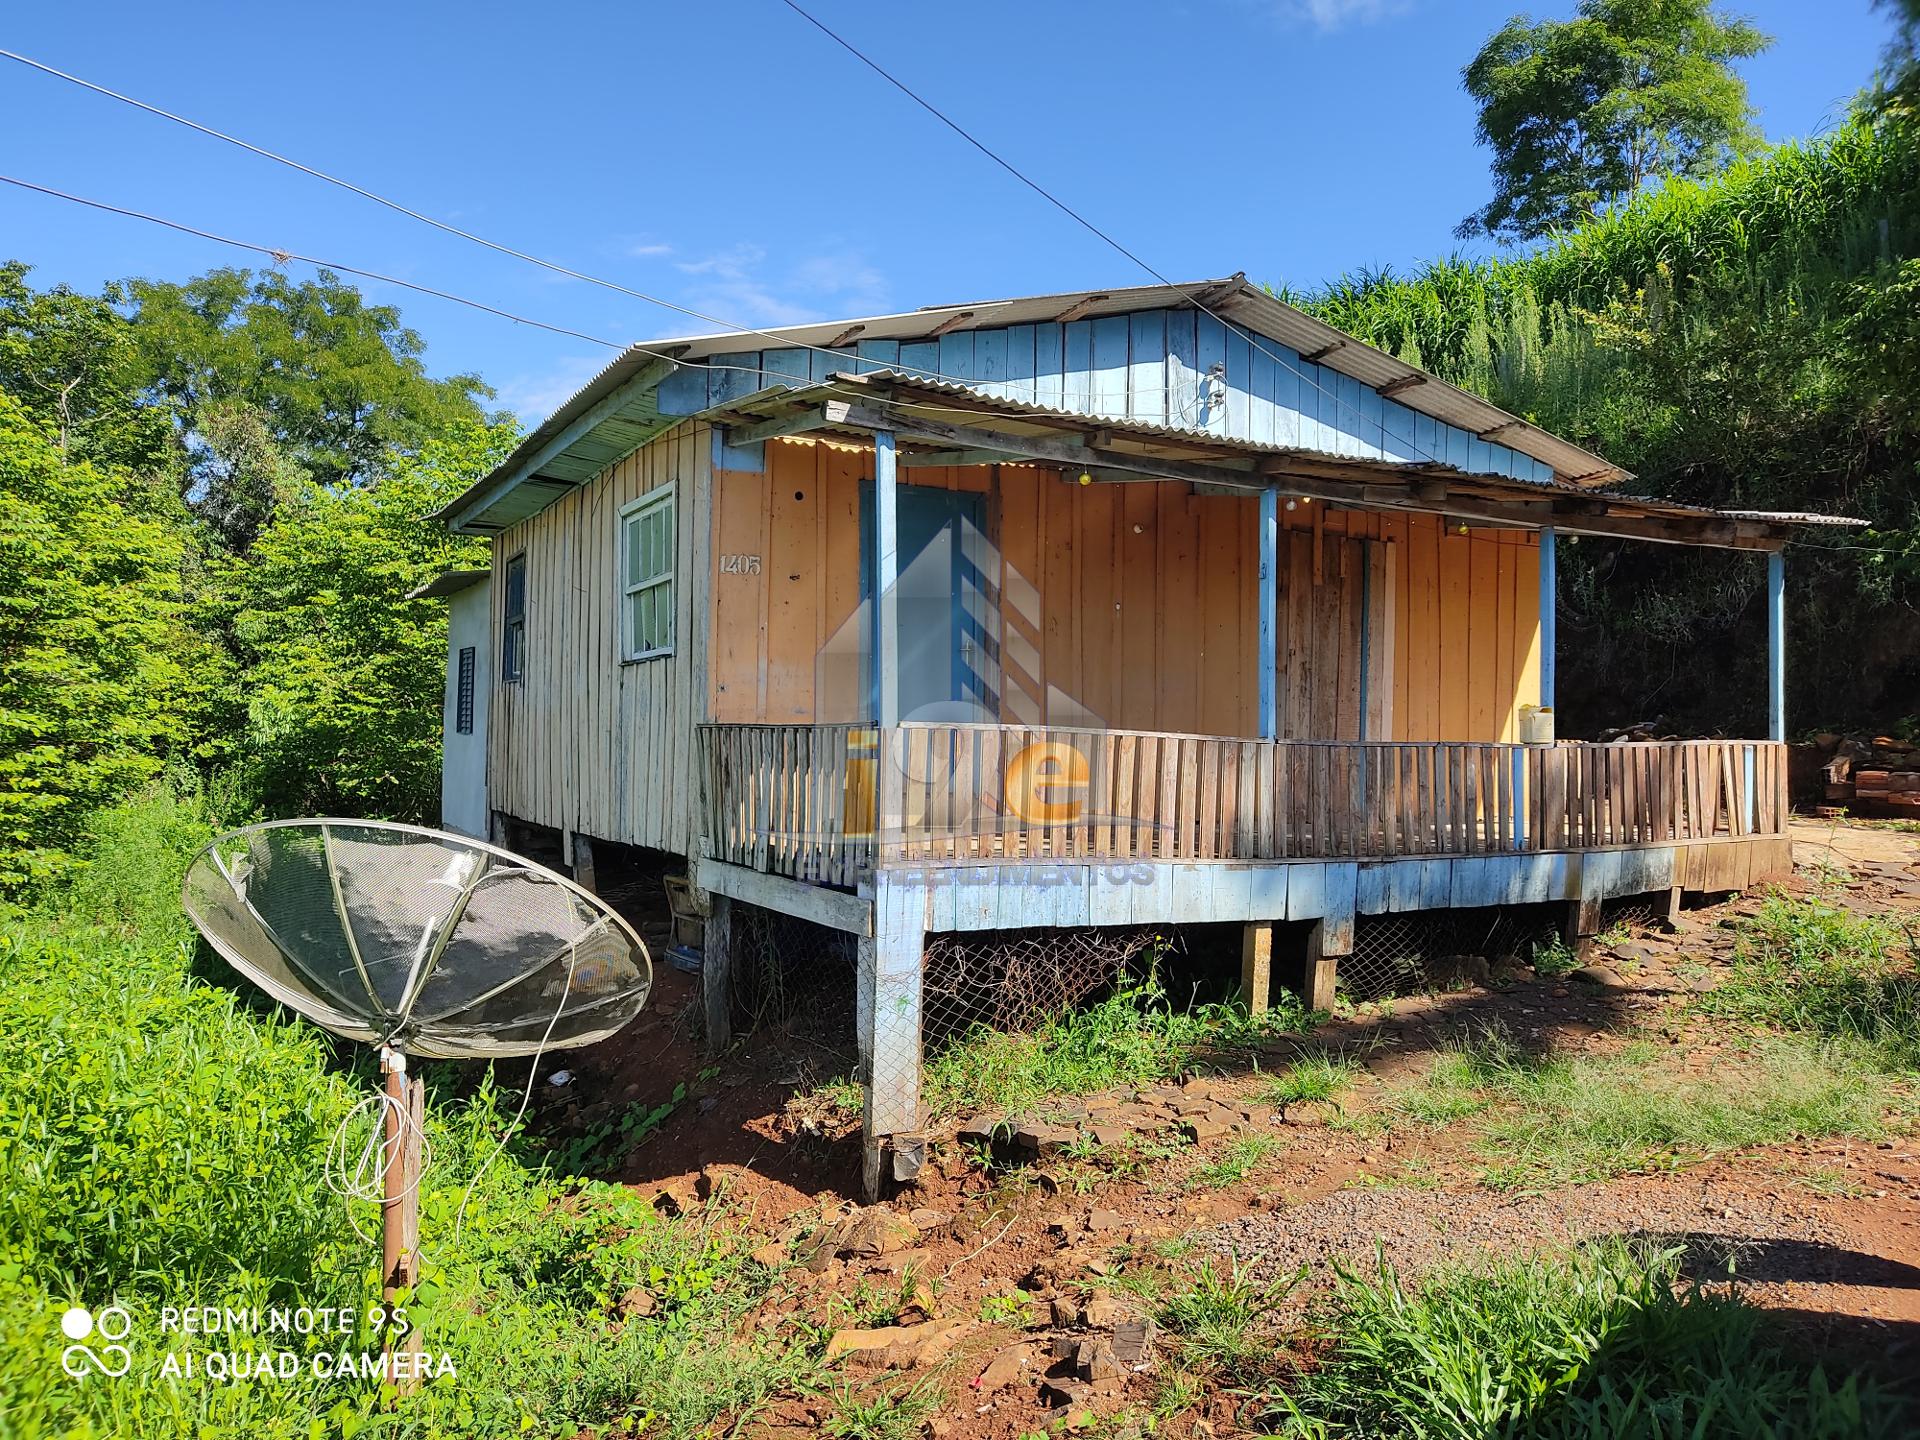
0, 390, 187, 886
0, 262, 172, 477
226, 420, 514, 821
123, 267, 496, 544
1458, 0, 1772, 243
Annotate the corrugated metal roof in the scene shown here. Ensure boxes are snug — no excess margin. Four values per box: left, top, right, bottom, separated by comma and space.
406, 568, 490, 600
700, 372, 1864, 546
437, 274, 1641, 532
603, 275, 1622, 482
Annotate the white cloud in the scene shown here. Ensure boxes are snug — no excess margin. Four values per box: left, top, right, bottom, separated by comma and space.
674, 242, 890, 329
625, 240, 673, 258
494, 354, 609, 427
1277, 0, 1406, 30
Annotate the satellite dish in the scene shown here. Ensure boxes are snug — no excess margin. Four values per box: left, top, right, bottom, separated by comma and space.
182, 818, 652, 1058
182, 818, 654, 1374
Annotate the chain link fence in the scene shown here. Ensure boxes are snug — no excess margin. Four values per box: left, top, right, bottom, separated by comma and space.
1342, 905, 1564, 1003
724, 901, 858, 1037
921, 926, 1185, 1050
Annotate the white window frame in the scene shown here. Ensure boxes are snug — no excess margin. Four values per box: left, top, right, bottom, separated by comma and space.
619, 484, 676, 662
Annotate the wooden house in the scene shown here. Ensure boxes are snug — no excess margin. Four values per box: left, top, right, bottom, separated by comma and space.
429, 275, 1852, 1193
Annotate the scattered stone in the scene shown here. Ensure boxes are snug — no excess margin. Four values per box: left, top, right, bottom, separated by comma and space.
908, 1207, 952, 1232
826, 1318, 969, 1369
1039, 1375, 1092, 1409
975, 1343, 1035, 1393
956, 1116, 1003, 1147
1180, 1115, 1229, 1142
1571, 962, 1631, 991
1282, 1099, 1339, 1127
1087, 1208, 1124, 1232
617, 1285, 656, 1319
1014, 1122, 1076, 1159
1089, 1123, 1131, 1148
1110, 1317, 1158, 1367
1080, 1340, 1126, 1383
1237, 1104, 1276, 1127
749, 1242, 786, 1268
1082, 1293, 1130, 1327
838, 1206, 919, 1258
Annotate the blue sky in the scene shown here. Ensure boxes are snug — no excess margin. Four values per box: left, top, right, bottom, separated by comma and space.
0, 1, 1895, 425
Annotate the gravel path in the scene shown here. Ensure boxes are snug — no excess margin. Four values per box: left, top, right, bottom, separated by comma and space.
1205, 1168, 1858, 1296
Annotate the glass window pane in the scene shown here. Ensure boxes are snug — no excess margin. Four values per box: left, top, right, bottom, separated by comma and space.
657, 582, 674, 649
626, 515, 643, 584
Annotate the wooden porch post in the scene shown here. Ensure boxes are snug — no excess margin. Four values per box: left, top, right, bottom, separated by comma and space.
1767, 550, 1786, 742
1539, 528, 1557, 710
1258, 484, 1278, 740
875, 430, 900, 731
1240, 922, 1273, 1013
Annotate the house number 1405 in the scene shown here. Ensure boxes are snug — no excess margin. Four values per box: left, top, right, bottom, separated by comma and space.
718, 554, 761, 575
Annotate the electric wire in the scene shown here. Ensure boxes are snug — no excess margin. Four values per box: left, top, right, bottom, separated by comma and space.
770, 0, 1459, 469
323, 1059, 433, 1247
0, 41, 1453, 466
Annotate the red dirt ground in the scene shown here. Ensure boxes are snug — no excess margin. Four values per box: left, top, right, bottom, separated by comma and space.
537, 821, 1920, 1435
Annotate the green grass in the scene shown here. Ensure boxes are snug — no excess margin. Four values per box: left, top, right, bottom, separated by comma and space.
1529, 934, 1584, 979
0, 791, 820, 1438
1700, 895, 1918, 1070
1150, 1260, 1300, 1383
1268, 1242, 1908, 1439
824, 1382, 940, 1440
1259, 1053, 1362, 1106
1190, 1135, 1284, 1189
922, 968, 1306, 1116
1397, 1028, 1901, 1189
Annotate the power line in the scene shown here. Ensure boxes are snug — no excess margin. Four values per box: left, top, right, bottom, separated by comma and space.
0, 173, 1076, 434
770, 0, 1453, 469
0, 173, 631, 352
1, 40, 1442, 467
0, 46, 1003, 393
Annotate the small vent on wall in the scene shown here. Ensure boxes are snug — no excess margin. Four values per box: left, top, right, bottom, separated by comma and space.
455, 646, 476, 734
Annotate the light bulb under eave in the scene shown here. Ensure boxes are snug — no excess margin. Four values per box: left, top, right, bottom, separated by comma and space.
1078, 471, 1092, 486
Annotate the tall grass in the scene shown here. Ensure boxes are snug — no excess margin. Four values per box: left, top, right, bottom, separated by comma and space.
1271, 1242, 1907, 1439
0, 792, 817, 1437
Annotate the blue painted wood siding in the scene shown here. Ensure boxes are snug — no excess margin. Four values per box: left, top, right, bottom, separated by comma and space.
656, 306, 1557, 484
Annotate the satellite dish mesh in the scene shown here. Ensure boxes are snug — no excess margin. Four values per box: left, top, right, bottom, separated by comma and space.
182, 820, 652, 1058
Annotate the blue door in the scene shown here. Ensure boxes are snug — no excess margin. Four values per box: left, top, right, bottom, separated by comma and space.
859, 484, 995, 722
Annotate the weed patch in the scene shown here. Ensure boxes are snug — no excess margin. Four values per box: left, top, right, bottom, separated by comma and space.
1398, 1029, 1900, 1188
0, 805, 820, 1438
1269, 1242, 1908, 1439
923, 969, 1305, 1116
1702, 895, 1918, 1069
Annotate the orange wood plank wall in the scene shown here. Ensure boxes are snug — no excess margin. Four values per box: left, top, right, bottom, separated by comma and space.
708, 439, 1540, 743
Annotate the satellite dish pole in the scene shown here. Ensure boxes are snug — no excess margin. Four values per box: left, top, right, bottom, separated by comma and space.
380, 1046, 427, 1388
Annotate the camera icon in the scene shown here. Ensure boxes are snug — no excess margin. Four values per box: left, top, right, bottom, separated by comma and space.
60, 1305, 133, 1378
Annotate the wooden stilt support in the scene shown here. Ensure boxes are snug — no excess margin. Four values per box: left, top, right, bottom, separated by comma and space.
570, 833, 598, 893
1306, 912, 1353, 1013
1241, 923, 1274, 1013
1661, 884, 1684, 931
1565, 896, 1602, 958
703, 894, 732, 1054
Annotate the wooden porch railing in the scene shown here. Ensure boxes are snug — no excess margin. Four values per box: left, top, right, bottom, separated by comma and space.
696, 722, 1789, 880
